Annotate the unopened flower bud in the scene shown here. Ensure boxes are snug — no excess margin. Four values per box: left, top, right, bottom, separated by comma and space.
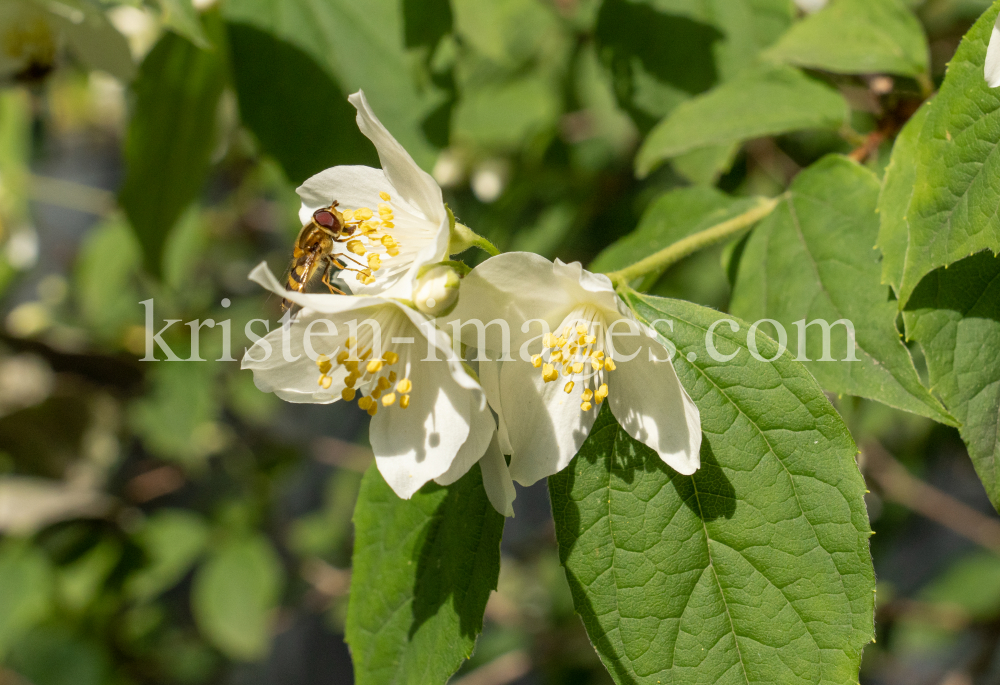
414, 265, 461, 317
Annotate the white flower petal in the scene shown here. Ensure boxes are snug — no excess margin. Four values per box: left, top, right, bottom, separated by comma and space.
371, 356, 473, 499
297, 165, 405, 224
501, 358, 599, 486
480, 434, 516, 517
607, 337, 701, 475
349, 90, 445, 225
479, 360, 511, 453
987, 13, 1000, 88
434, 404, 496, 486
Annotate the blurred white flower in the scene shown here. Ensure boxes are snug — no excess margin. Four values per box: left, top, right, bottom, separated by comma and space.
471, 160, 508, 203
794, 0, 828, 13
987, 13, 1000, 87
446, 252, 702, 486
296, 90, 449, 299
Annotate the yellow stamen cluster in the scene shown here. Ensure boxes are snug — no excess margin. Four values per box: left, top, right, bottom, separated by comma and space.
315, 337, 413, 416
338, 191, 400, 285
537, 322, 612, 412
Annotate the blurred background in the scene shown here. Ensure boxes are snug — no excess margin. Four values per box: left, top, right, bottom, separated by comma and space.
0, 0, 997, 683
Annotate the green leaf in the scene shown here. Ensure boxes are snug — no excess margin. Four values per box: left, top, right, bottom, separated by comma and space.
127, 509, 210, 602
0, 544, 53, 658
222, 0, 442, 169
875, 1, 1000, 307
192, 534, 284, 661
671, 142, 739, 185
551, 294, 874, 684
155, 0, 211, 48
635, 66, 848, 177
54, 0, 136, 82
589, 186, 760, 277
346, 462, 504, 685
730, 155, 956, 424
118, 28, 226, 277
763, 0, 930, 78
903, 251, 1000, 509
226, 22, 376, 184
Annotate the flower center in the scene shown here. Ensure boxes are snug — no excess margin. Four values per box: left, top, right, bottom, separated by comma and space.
338, 191, 401, 286
532, 307, 612, 412
314, 323, 414, 417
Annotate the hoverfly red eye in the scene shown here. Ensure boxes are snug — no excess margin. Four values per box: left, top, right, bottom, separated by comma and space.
314, 210, 338, 229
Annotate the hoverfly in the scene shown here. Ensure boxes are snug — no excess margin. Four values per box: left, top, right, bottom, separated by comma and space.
282, 201, 359, 310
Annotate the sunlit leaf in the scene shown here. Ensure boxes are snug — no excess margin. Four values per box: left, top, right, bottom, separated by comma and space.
551, 295, 875, 685
346, 463, 504, 685
730, 154, 956, 424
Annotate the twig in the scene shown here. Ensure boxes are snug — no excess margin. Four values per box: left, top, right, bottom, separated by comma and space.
862, 441, 1000, 553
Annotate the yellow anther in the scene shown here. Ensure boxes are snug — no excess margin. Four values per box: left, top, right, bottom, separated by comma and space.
577, 336, 587, 346
387, 247, 400, 257
550, 350, 563, 363
377, 377, 391, 390
345, 373, 359, 388
319, 375, 332, 389
362, 220, 379, 233
318, 359, 333, 374
366, 360, 383, 374
396, 378, 413, 394
380, 235, 396, 248
360, 348, 373, 361
400, 394, 410, 409
604, 358, 617, 371
563, 365, 573, 377
341, 209, 355, 222
576, 325, 587, 335
531, 354, 543, 368
572, 362, 584, 374
342, 387, 356, 401
591, 359, 601, 370
378, 202, 392, 215
581, 388, 594, 402
316, 354, 329, 365
367, 402, 378, 416
344, 360, 359, 374
345, 337, 357, 348
557, 336, 568, 347
379, 191, 391, 201
368, 254, 381, 271
358, 396, 372, 410
389, 371, 397, 383
595, 383, 608, 403
564, 381, 575, 394
593, 350, 605, 360
336, 350, 350, 365
585, 335, 596, 345
357, 207, 374, 220
371, 388, 382, 400
542, 363, 558, 382
382, 392, 396, 406
347, 240, 366, 255
384, 351, 399, 365
381, 221, 395, 229
581, 401, 593, 411
543, 333, 556, 348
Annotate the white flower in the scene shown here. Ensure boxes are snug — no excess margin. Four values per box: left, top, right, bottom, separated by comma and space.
446, 252, 701, 486
241, 263, 514, 515
793, 0, 827, 13
295, 90, 450, 299
987, 13, 1000, 88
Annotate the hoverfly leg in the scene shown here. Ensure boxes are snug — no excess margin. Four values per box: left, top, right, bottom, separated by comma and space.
321, 262, 346, 295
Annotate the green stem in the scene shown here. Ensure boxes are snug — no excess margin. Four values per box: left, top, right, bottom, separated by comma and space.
446, 205, 500, 257
603, 195, 782, 287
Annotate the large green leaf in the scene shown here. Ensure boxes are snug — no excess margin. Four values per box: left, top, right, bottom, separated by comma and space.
589, 186, 760, 275
635, 66, 848, 177
730, 155, 956, 424
763, 0, 929, 77
222, 0, 442, 169
903, 252, 1000, 509
875, 1, 1000, 307
226, 22, 376, 184
118, 27, 226, 277
551, 294, 874, 684
346, 463, 504, 685
192, 534, 284, 661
